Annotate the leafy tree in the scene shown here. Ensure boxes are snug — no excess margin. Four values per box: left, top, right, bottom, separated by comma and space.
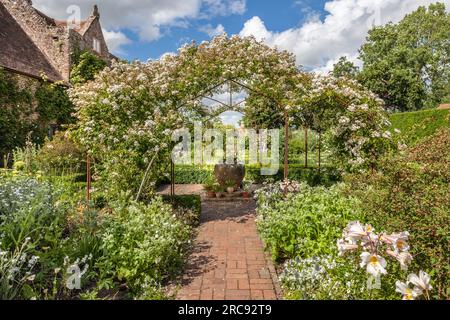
332, 56, 360, 79
359, 3, 450, 112
243, 93, 284, 129
70, 51, 107, 85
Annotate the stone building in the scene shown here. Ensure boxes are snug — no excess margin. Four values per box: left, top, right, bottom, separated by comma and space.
0, 0, 116, 163
0, 0, 115, 83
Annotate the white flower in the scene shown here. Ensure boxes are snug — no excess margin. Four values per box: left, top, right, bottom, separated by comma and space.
381, 232, 410, 253
382, 131, 392, 139
337, 239, 358, 256
360, 252, 387, 277
387, 250, 413, 271
339, 116, 350, 125
396, 281, 421, 300
407, 271, 432, 293
344, 221, 374, 240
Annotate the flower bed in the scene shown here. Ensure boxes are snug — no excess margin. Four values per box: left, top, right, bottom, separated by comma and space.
0, 172, 197, 300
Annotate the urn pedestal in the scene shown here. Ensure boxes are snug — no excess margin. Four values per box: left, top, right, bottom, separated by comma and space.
214, 164, 246, 189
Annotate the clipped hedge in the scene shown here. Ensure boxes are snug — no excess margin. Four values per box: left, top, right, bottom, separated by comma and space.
159, 165, 341, 187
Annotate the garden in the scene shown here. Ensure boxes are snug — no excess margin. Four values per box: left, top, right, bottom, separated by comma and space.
0, 6, 449, 300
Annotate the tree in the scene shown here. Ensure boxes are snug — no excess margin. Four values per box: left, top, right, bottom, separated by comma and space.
359, 3, 450, 112
332, 56, 360, 79
243, 93, 284, 129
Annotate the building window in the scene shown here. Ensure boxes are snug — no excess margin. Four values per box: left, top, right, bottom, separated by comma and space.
93, 38, 101, 54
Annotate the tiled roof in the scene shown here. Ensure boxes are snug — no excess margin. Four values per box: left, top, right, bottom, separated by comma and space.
0, 3, 63, 82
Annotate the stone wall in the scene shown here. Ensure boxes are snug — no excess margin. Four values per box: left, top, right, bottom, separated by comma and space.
80, 17, 111, 62
1, 0, 112, 82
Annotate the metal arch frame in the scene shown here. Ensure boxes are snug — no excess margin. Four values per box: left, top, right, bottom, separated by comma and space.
169, 77, 291, 197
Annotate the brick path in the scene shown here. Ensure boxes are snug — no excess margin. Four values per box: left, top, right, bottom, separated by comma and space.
176, 200, 281, 300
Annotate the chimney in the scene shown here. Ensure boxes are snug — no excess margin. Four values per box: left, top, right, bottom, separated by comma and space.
92, 5, 100, 18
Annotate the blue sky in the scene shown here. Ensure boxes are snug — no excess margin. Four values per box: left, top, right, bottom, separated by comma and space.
34, 0, 448, 72
120, 0, 328, 61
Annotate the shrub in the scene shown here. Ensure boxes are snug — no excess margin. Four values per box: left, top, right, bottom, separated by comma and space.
389, 109, 449, 145
0, 176, 67, 251
12, 137, 40, 173
70, 51, 107, 85
161, 195, 201, 226
280, 255, 373, 300
343, 129, 450, 299
97, 197, 191, 295
36, 131, 85, 176
255, 182, 362, 261
0, 239, 38, 300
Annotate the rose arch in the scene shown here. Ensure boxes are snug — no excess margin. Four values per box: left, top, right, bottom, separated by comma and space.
69, 35, 392, 200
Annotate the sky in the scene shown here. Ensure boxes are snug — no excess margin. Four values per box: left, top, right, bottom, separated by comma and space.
33, 0, 449, 72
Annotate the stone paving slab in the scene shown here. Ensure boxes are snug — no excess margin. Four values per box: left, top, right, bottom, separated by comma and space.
176, 200, 281, 301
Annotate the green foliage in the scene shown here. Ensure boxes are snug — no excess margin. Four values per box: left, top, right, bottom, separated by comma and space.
344, 129, 450, 299
161, 195, 202, 227
70, 51, 107, 85
389, 109, 449, 145
332, 56, 360, 79
0, 240, 38, 300
13, 136, 40, 173
0, 176, 67, 251
255, 183, 362, 261
359, 3, 450, 111
0, 175, 75, 300
162, 164, 341, 186
36, 131, 85, 176
35, 81, 74, 125
97, 197, 191, 295
280, 254, 402, 300
0, 68, 74, 162
242, 94, 285, 129
173, 166, 214, 184
0, 68, 34, 160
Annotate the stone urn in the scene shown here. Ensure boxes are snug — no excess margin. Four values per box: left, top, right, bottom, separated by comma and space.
214, 164, 246, 189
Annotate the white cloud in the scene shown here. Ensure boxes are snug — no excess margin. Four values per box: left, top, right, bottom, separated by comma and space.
33, 0, 246, 42
240, 0, 450, 72
203, 0, 247, 16
228, 0, 247, 15
199, 24, 226, 37
102, 29, 132, 55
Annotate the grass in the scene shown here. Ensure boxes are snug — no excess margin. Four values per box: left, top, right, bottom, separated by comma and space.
389, 108, 449, 145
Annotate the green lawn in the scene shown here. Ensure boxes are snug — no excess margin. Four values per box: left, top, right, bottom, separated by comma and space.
389, 108, 449, 145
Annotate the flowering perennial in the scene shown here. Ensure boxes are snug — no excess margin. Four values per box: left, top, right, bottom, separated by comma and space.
338, 221, 433, 300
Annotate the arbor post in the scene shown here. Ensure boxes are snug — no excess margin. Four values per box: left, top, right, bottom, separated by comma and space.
86, 155, 91, 203
284, 109, 289, 182
318, 131, 322, 174
171, 160, 175, 201
305, 128, 308, 168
